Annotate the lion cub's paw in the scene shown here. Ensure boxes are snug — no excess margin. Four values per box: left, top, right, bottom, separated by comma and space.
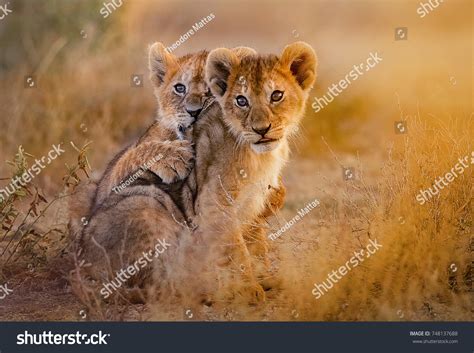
260, 184, 287, 217
245, 282, 266, 305
148, 140, 194, 184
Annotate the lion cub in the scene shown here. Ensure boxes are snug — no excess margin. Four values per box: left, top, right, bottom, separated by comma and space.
177, 41, 317, 305
92, 43, 212, 211
68, 44, 211, 242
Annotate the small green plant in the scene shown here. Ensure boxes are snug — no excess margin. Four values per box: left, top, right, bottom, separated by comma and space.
0, 141, 92, 275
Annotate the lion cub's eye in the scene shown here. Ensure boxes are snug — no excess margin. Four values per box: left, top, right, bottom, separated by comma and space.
236, 95, 249, 107
270, 90, 284, 102
174, 83, 186, 95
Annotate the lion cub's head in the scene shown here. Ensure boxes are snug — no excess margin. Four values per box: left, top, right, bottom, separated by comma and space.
206, 42, 317, 153
148, 43, 212, 135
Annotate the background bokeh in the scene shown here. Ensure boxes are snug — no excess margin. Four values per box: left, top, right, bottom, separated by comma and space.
0, 0, 472, 321
0, 0, 471, 174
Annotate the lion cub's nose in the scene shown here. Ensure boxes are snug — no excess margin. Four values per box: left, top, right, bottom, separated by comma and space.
252, 124, 272, 137
186, 108, 202, 118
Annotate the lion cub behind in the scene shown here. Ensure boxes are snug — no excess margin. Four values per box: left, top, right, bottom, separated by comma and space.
93, 43, 213, 210
68, 43, 212, 240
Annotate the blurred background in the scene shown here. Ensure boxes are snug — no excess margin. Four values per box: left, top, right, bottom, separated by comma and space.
0, 0, 472, 321
0, 0, 471, 175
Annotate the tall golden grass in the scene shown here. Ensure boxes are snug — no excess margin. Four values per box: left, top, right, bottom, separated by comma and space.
274, 111, 472, 321
0, 0, 471, 320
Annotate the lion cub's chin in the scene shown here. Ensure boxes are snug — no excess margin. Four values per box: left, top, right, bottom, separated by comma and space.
250, 139, 281, 154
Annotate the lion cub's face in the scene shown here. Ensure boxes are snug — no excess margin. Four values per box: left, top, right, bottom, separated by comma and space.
206, 42, 317, 153
149, 43, 212, 136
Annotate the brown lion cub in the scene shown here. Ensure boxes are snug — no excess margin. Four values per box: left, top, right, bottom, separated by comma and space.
93, 43, 212, 209
178, 41, 317, 305
68, 43, 212, 239
69, 44, 212, 302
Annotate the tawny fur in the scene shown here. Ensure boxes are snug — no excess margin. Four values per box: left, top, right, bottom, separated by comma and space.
93, 44, 211, 210
68, 44, 211, 301
174, 42, 317, 306
67, 43, 292, 302
69, 42, 316, 307
68, 44, 210, 241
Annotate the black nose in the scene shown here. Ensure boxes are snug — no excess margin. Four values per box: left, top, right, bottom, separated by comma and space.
186, 108, 202, 118
252, 124, 272, 137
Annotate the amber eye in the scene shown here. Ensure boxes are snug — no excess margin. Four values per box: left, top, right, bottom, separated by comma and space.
174, 83, 186, 94
271, 90, 284, 102
236, 95, 249, 107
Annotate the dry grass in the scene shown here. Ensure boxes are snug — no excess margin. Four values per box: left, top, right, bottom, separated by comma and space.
0, 0, 472, 321
272, 112, 473, 321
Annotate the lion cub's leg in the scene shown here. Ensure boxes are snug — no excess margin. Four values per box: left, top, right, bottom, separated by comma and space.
243, 178, 286, 290
187, 181, 286, 304
95, 139, 194, 206
260, 177, 287, 219
183, 231, 266, 308
76, 186, 185, 304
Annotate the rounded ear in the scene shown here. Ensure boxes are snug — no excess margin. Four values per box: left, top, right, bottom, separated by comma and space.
205, 48, 239, 97
232, 46, 257, 59
279, 41, 317, 91
148, 42, 178, 87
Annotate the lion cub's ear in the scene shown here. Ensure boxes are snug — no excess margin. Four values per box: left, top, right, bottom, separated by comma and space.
148, 42, 178, 87
206, 48, 239, 97
279, 41, 317, 92
232, 46, 257, 59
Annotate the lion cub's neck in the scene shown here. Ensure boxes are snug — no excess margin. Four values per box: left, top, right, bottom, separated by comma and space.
237, 139, 288, 185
